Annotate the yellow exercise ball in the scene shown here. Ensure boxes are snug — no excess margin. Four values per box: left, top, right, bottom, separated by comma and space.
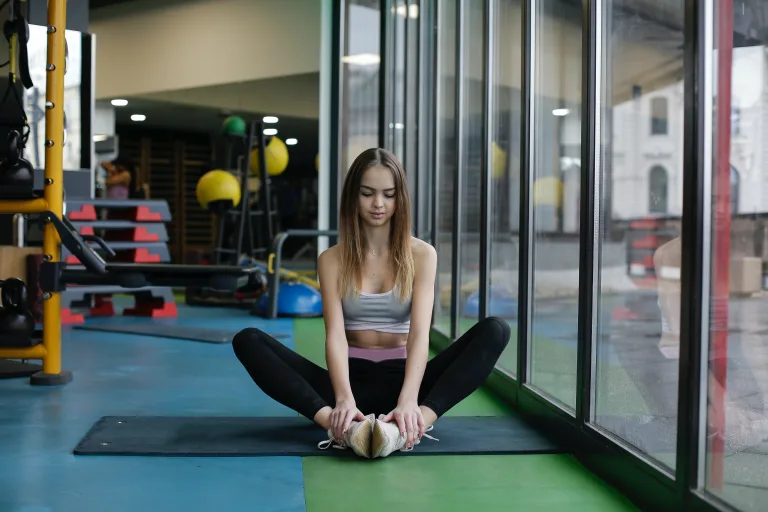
196, 170, 241, 211
533, 176, 563, 207
250, 136, 289, 177
491, 141, 507, 179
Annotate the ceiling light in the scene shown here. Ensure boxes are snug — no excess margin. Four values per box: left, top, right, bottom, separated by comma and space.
131, 114, 146, 122
552, 108, 570, 116
286, 138, 297, 145
111, 99, 128, 107
263, 128, 277, 136
342, 53, 380, 66
93, 134, 108, 142
263, 116, 278, 123
394, 123, 404, 130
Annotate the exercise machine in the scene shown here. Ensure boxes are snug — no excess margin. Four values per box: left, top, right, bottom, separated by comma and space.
254, 229, 337, 319
0, 1, 262, 386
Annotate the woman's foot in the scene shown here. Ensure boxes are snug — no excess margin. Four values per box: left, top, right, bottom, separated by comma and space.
371, 416, 439, 458
317, 413, 375, 458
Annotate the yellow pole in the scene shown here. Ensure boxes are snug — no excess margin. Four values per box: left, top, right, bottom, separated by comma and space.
38, 0, 67, 381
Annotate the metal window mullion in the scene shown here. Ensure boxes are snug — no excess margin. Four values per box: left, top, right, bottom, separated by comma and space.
430, 0, 441, 327
450, 0, 465, 340
575, 0, 601, 425
479, 0, 493, 320
676, 0, 715, 494
517, 0, 535, 382
379, 0, 392, 150
329, 0, 345, 232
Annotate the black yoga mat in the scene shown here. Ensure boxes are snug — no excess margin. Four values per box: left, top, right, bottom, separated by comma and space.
73, 324, 287, 343
74, 415, 563, 457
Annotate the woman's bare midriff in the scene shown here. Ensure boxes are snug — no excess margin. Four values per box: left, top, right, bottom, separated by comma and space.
346, 329, 407, 350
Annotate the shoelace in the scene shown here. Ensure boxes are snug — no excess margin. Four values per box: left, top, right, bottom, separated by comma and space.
317, 437, 346, 450
400, 424, 439, 451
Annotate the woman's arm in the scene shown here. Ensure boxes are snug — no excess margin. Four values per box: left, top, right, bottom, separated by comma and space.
317, 248, 354, 403
106, 170, 131, 187
398, 241, 438, 405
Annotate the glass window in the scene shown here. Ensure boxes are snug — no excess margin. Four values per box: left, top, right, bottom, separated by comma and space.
704, 4, 768, 510
340, 0, 381, 174
490, 0, 522, 376
434, 0, 457, 334
594, 0, 684, 470
650, 97, 668, 135
649, 165, 669, 213
528, 0, 582, 409
455, 0, 483, 336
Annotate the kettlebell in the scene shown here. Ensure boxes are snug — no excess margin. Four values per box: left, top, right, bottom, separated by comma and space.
0, 278, 35, 340
0, 130, 34, 199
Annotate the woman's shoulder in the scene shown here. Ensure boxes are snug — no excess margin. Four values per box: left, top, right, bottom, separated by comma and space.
409, 237, 437, 264
317, 244, 341, 269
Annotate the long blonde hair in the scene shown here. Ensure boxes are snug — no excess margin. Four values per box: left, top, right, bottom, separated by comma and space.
338, 148, 414, 302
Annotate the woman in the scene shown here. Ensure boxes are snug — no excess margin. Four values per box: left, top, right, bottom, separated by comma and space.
101, 158, 147, 199
233, 148, 510, 458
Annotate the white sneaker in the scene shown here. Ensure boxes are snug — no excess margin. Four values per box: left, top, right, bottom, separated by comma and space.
371, 417, 439, 458
317, 414, 375, 458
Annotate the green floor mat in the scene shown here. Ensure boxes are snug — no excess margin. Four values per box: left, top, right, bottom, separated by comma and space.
302, 455, 638, 512
292, 318, 512, 417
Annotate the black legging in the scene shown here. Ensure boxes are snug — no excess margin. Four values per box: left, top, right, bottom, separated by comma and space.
232, 317, 511, 422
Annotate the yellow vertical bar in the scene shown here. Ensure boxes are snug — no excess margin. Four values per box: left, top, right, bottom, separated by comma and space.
41, 0, 67, 376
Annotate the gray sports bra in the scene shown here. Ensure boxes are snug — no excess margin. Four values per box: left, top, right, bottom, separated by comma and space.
341, 288, 412, 334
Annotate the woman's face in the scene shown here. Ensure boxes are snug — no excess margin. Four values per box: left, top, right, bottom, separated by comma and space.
358, 165, 396, 227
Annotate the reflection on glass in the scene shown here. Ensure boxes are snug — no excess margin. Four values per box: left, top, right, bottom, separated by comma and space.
529, 0, 582, 408
489, 0, 522, 375
434, 0, 456, 334
24, 27, 83, 171
704, 4, 768, 509
593, 0, 684, 470
456, 0, 483, 336
341, 1, 381, 173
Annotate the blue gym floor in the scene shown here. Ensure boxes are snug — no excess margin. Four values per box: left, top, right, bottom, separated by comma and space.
0, 302, 638, 512
0, 305, 306, 512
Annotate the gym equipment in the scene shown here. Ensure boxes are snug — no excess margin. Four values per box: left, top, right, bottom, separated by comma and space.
0, 207, 265, 385
221, 115, 246, 136
0, 360, 41, 379
491, 141, 507, 179
255, 282, 323, 318
66, 199, 172, 222
69, 221, 169, 243
196, 169, 241, 212
0, 277, 36, 344
73, 415, 563, 457
250, 136, 289, 177
463, 288, 518, 319
255, 229, 337, 319
73, 323, 287, 344
0, 130, 35, 199
212, 120, 278, 265
61, 286, 177, 325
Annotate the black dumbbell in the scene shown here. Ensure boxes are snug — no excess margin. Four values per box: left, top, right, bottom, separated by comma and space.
0, 278, 35, 340
0, 131, 35, 199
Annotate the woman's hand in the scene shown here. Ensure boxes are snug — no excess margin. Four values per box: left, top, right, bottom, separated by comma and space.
330, 397, 365, 442
380, 400, 424, 449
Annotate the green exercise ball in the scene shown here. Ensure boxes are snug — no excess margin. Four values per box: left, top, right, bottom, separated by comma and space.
196, 169, 242, 213
222, 116, 246, 136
